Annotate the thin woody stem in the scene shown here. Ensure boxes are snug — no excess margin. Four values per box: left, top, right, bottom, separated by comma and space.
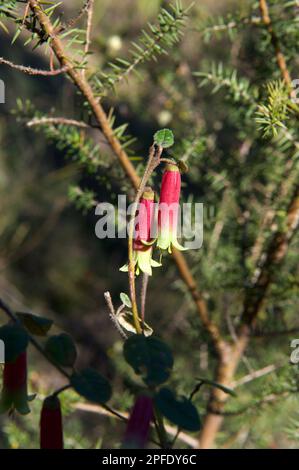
0, 57, 69, 76
104, 291, 128, 339
154, 407, 169, 449
52, 384, 72, 397
26, 117, 89, 128
82, 0, 94, 79
258, 0, 292, 87
140, 273, 149, 323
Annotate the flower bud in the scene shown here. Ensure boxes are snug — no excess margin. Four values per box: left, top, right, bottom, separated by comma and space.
0, 351, 30, 415
123, 394, 153, 449
157, 164, 186, 252
40, 395, 64, 449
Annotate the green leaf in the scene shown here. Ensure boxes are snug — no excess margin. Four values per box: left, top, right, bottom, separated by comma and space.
120, 293, 132, 308
123, 335, 173, 386
154, 128, 174, 148
0, 324, 29, 362
16, 312, 53, 336
155, 387, 201, 432
71, 368, 112, 404
45, 333, 77, 367
11, 27, 21, 45
196, 377, 237, 396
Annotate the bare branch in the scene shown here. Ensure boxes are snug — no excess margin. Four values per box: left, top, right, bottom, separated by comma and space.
59, 0, 92, 32
104, 291, 127, 339
26, 117, 89, 128
259, 0, 292, 87
231, 363, 283, 388
0, 57, 69, 76
82, 0, 94, 78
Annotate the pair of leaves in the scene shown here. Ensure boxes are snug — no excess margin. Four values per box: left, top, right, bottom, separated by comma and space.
16, 312, 76, 368
45, 338, 112, 404
71, 368, 112, 405
123, 335, 173, 386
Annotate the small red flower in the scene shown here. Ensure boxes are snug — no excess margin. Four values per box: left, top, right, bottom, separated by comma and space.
133, 187, 155, 250
0, 351, 30, 415
157, 163, 186, 252
121, 188, 161, 275
123, 394, 153, 449
40, 395, 64, 449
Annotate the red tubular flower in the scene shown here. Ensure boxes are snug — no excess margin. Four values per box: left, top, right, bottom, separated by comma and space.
123, 394, 153, 449
157, 163, 186, 252
133, 187, 155, 251
40, 395, 64, 449
0, 351, 30, 415
120, 188, 161, 275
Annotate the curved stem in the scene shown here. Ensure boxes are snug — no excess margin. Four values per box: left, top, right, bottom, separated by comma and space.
53, 384, 71, 397
154, 407, 169, 449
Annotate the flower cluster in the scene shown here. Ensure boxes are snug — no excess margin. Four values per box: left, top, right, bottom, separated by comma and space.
121, 163, 186, 276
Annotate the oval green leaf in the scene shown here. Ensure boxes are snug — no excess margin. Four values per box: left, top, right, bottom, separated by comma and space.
120, 293, 132, 308
45, 333, 77, 368
71, 368, 112, 404
16, 312, 53, 336
154, 129, 174, 148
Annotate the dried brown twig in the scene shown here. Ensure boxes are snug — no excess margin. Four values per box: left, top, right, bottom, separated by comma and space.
0, 57, 69, 76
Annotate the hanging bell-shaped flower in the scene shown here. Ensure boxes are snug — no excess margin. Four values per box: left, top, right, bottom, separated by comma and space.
40, 395, 64, 449
123, 394, 153, 449
0, 351, 31, 415
121, 188, 161, 275
157, 163, 187, 253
